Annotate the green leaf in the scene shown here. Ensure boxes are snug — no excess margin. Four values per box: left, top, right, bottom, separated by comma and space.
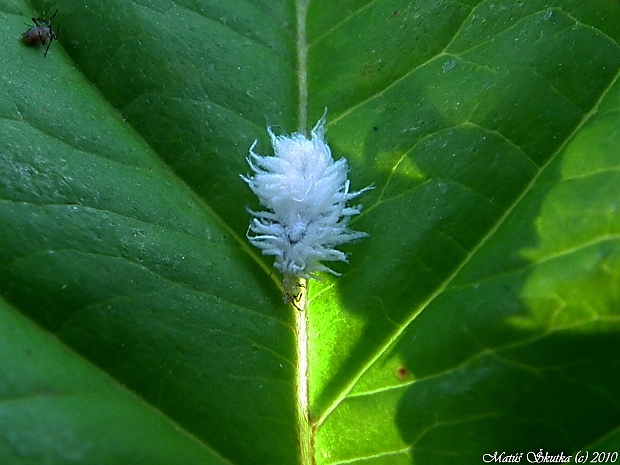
1, 0, 619, 464
0, 297, 227, 464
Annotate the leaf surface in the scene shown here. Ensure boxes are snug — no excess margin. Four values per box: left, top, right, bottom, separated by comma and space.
1, 0, 619, 464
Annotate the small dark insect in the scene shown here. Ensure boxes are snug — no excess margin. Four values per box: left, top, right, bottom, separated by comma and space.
22, 9, 60, 57
282, 276, 306, 311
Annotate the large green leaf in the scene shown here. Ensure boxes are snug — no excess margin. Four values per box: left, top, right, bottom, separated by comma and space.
1, 0, 619, 464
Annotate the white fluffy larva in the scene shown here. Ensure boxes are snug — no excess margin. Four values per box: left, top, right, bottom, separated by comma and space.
241, 113, 372, 306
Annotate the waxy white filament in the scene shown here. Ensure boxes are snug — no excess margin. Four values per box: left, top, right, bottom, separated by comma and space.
241, 114, 371, 299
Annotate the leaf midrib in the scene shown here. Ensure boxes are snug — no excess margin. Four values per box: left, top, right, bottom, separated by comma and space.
295, 1, 313, 464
